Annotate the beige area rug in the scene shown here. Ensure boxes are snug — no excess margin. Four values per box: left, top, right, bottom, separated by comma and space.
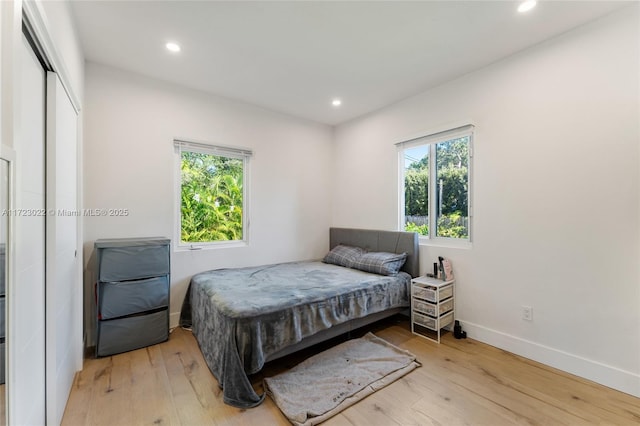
264, 332, 421, 426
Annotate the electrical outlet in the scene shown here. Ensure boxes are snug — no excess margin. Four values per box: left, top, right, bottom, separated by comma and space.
522, 306, 533, 321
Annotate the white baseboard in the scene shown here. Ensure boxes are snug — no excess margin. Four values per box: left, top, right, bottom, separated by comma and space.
461, 320, 640, 398
170, 312, 181, 329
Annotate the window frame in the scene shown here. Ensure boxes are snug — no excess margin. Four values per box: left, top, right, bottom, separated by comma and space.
397, 125, 474, 246
174, 139, 252, 250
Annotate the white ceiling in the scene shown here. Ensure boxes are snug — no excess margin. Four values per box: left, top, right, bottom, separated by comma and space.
70, 1, 630, 126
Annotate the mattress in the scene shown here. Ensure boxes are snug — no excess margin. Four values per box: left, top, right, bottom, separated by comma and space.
181, 260, 411, 408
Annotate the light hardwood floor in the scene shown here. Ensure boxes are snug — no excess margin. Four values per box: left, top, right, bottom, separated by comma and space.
62, 317, 640, 425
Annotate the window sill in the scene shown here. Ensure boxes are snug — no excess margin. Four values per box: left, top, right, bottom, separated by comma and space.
175, 240, 248, 252
418, 237, 472, 250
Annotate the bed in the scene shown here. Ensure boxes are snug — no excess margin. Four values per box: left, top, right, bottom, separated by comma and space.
179, 227, 419, 408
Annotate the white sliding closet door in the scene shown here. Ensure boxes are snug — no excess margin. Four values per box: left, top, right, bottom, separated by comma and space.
45, 72, 80, 426
12, 33, 46, 426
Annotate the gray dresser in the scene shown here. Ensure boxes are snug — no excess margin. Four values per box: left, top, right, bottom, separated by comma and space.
95, 237, 170, 357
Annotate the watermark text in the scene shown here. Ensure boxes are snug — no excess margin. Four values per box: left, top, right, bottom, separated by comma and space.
1, 208, 129, 217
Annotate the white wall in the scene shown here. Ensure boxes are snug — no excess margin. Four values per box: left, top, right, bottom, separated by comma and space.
333, 6, 639, 397
83, 63, 333, 339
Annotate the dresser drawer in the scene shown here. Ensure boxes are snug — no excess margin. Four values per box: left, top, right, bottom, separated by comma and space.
413, 283, 453, 303
99, 275, 169, 319
413, 310, 453, 331
98, 244, 169, 281
97, 309, 168, 357
413, 298, 453, 318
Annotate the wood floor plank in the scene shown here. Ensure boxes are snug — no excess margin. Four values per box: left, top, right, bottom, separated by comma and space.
158, 328, 223, 425
334, 396, 403, 426
323, 413, 357, 426
334, 379, 436, 426
401, 339, 588, 425
62, 318, 640, 426
162, 327, 290, 426
127, 345, 181, 425
57, 357, 106, 425
414, 332, 639, 425
402, 361, 539, 425
85, 351, 135, 426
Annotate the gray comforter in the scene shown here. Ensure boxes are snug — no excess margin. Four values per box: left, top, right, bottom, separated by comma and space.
180, 260, 411, 408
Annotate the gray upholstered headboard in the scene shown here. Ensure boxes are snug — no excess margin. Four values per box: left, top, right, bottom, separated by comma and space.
329, 227, 420, 278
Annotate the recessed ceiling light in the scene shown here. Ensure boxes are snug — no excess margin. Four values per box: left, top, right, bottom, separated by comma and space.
332, 99, 342, 107
165, 42, 181, 53
518, 1, 537, 13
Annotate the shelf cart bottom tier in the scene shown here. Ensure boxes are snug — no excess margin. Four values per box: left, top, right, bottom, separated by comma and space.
413, 311, 454, 330
97, 309, 168, 357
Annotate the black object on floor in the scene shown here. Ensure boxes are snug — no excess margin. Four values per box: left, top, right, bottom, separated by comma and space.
454, 320, 467, 339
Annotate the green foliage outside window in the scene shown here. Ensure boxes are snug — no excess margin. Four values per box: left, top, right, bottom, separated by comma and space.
404, 167, 428, 217
436, 138, 469, 218
405, 216, 466, 239
404, 136, 469, 239
436, 213, 467, 239
181, 151, 244, 243
405, 222, 429, 236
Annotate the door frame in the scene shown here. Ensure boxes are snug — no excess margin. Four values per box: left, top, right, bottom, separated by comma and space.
1, 1, 83, 425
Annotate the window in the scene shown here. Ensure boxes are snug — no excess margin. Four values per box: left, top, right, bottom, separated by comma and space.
174, 139, 251, 247
398, 125, 473, 241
